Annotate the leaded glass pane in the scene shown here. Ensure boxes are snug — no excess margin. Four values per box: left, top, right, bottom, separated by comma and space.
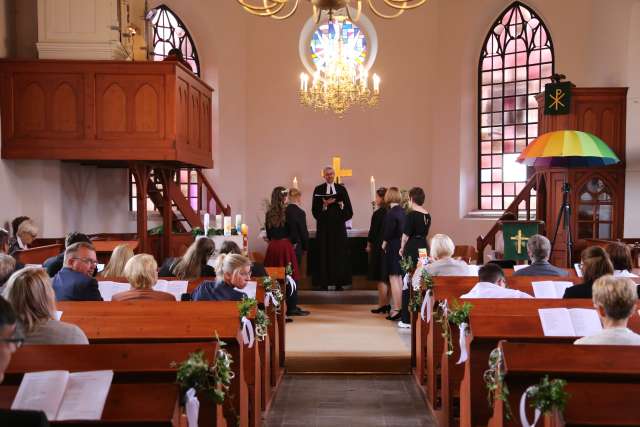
149, 5, 200, 76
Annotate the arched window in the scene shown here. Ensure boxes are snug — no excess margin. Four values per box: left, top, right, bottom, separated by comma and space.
478, 2, 554, 210
148, 5, 200, 76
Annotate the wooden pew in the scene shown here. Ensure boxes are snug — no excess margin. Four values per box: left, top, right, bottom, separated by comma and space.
2, 343, 225, 426
13, 243, 62, 265
488, 341, 640, 426
57, 301, 258, 427
458, 300, 640, 427
264, 267, 287, 374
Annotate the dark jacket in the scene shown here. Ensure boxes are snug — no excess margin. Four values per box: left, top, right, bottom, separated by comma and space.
286, 204, 309, 251
0, 409, 49, 426
563, 279, 640, 299
191, 280, 246, 301
7, 237, 21, 257
158, 258, 216, 278
43, 252, 65, 277
513, 260, 568, 277
52, 267, 103, 301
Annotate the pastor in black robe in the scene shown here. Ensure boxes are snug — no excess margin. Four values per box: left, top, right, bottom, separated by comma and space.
311, 181, 353, 289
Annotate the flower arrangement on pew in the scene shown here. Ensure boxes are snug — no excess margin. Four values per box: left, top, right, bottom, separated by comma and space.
172, 336, 234, 404
409, 268, 433, 313
435, 299, 473, 357
399, 255, 414, 275
522, 375, 570, 426
237, 298, 269, 342
484, 347, 513, 420
262, 276, 284, 312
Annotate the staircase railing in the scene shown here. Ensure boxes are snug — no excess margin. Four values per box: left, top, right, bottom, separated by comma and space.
475, 172, 543, 264
198, 170, 231, 216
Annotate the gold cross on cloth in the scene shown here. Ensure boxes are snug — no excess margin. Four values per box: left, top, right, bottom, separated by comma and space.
510, 229, 529, 254
321, 156, 352, 184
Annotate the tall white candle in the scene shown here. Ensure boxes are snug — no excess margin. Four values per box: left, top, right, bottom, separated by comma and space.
235, 214, 242, 231
370, 176, 376, 203
203, 213, 210, 234
223, 216, 232, 236
293, 176, 298, 189
215, 214, 222, 230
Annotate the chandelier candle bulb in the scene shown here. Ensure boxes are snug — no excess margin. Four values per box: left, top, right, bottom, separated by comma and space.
373, 74, 380, 93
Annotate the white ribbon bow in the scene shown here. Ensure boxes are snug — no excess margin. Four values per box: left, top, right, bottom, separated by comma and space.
185, 387, 200, 427
456, 322, 469, 365
264, 291, 279, 308
420, 289, 433, 322
519, 386, 542, 427
439, 299, 449, 317
286, 275, 297, 296
241, 316, 255, 348
402, 273, 410, 290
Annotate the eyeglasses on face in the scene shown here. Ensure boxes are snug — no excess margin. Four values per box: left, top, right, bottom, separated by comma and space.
72, 257, 98, 266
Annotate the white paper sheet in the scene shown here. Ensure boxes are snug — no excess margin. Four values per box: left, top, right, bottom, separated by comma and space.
464, 265, 480, 276
513, 264, 528, 271
56, 370, 113, 421
574, 263, 583, 278
532, 281, 573, 299
55, 311, 63, 321
98, 281, 131, 301
153, 280, 188, 301
11, 370, 69, 420
568, 308, 602, 337
235, 281, 257, 299
538, 308, 576, 337
96, 264, 105, 273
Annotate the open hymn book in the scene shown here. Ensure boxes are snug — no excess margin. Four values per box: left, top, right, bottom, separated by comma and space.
531, 281, 574, 298
538, 308, 602, 337
11, 370, 113, 421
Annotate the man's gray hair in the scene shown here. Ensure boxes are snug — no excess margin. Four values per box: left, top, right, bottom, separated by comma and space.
527, 234, 551, 262
323, 166, 334, 174
64, 241, 96, 264
0, 254, 16, 285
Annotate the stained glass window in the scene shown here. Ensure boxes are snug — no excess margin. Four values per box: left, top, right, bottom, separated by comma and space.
310, 16, 367, 72
478, 2, 554, 210
149, 5, 200, 76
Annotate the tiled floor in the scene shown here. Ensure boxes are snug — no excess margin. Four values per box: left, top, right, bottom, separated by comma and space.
264, 374, 437, 427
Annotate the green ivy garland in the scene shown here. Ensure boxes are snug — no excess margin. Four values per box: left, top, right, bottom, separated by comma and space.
262, 276, 283, 310
434, 300, 473, 356
483, 347, 513, 420
409, 268, 433, 313
237, 297, 269, 342
527, 375, 570, 415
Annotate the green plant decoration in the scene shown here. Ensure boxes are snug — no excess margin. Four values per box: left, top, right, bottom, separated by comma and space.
285, 263, 293, 277
237, 297, 269, 342
191, 227, 204, 237
435, 300, 473, 356
400, 255, 414, 274
262, 276, 284, 309
409, 268, 434, 313
527, 375, 570, 415
483, 347, 513, 420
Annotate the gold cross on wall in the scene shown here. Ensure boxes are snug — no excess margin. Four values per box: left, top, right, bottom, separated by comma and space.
510, 229, 529, 254
321, 156, 352, 184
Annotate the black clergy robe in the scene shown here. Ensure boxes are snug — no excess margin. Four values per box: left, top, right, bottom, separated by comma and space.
311, 182, 353, 289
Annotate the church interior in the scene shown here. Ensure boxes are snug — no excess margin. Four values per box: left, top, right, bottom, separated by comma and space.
0, 0, 639, 426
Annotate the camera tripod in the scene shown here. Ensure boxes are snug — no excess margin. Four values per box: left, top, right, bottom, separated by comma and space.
550, 182, 574, 266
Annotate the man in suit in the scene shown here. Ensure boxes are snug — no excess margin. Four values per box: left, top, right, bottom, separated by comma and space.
43, 232, 92, 278
0, 296, 49, 426
311, 166, 353, 291
52, 242, 103, 301
513, 234, 568, 277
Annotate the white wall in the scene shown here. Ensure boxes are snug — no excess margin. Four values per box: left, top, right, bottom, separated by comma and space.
1, 0, 639, 244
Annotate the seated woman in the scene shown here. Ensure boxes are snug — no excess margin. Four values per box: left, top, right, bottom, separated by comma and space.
8, 219, 38, 256
425, 234, 469, 276
606, 242, 638, 277
574, 275, 640, 345
2, 268, 88, 344
191, 254, 251, 301
218, 240, 267, 277
112, 254, 174, 302
158, 237, 216, 280
563, 246, 614, 299
99, 244, 134, 278
0, 255, 16, 290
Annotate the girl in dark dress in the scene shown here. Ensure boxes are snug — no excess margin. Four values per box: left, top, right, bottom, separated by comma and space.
398, 187, 431, 327
382, 187, 406, 321
368, 188, 390, 314
158, 237, 216, 280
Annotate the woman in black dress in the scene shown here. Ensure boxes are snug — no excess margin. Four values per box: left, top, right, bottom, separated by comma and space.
368, 187, 389, 314
382, 187, 406, 321
398, 187, 431, 327
158, 237, 216, 280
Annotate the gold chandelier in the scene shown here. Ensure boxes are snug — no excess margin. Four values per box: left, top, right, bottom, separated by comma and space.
236, 0, 428, 21
299, 37, 380, 116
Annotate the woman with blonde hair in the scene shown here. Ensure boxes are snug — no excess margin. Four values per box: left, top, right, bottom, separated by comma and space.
575, 275, 640, 345
425, 234, 469, 276
2, 268, 88, 344
158, 237, 216, 280
112, 254, 174, 301
563, 246, 614, 298
381, 187, 406, 321
99, 244, 135, 278
191, 254, 251, 301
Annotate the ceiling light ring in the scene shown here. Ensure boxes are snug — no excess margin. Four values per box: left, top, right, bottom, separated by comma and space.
236, 0, 284, 12
382, 0, 428, 8
366, 0, 404, 18
268, 0, 300, 19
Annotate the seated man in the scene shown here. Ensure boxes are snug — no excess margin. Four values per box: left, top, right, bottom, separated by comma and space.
513, 234, 568, 277
461, 263, 532, 299
0, 296, 49, 426
0, 254, 16, 290
575, 275, 640, 345
43, 232, 92, 278
52, 242, 103, 301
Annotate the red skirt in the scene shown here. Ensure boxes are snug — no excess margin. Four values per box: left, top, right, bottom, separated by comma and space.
264, 239, 299, 281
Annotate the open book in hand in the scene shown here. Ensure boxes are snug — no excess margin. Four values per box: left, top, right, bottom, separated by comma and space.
11, 370, 113, 421
531, 281, 574, 298
538, 308, 602, 337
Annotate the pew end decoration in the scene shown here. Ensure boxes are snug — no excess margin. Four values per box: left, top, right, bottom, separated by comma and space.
484, 347, 514, 421
262, 276, 284, 312
436, 300, 472, 358
521, 375, 570, 427
237, 298, 269, 343
172, 344, 234, 405
409, 268, 433, 314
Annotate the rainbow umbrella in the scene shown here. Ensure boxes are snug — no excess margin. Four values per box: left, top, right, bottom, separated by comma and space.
517, 130, 620, 167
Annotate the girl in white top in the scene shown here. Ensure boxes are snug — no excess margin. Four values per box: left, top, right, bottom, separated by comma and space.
2, 268, 88, 345
461, 263, 532, 299
574, 275, 640, 346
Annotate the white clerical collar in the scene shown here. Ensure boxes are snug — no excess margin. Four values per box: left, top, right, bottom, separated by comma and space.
325, 183, 336, 195
17, 235, 27, 250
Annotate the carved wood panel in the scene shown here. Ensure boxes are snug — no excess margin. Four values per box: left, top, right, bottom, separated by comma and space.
575, 100, 625, 161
